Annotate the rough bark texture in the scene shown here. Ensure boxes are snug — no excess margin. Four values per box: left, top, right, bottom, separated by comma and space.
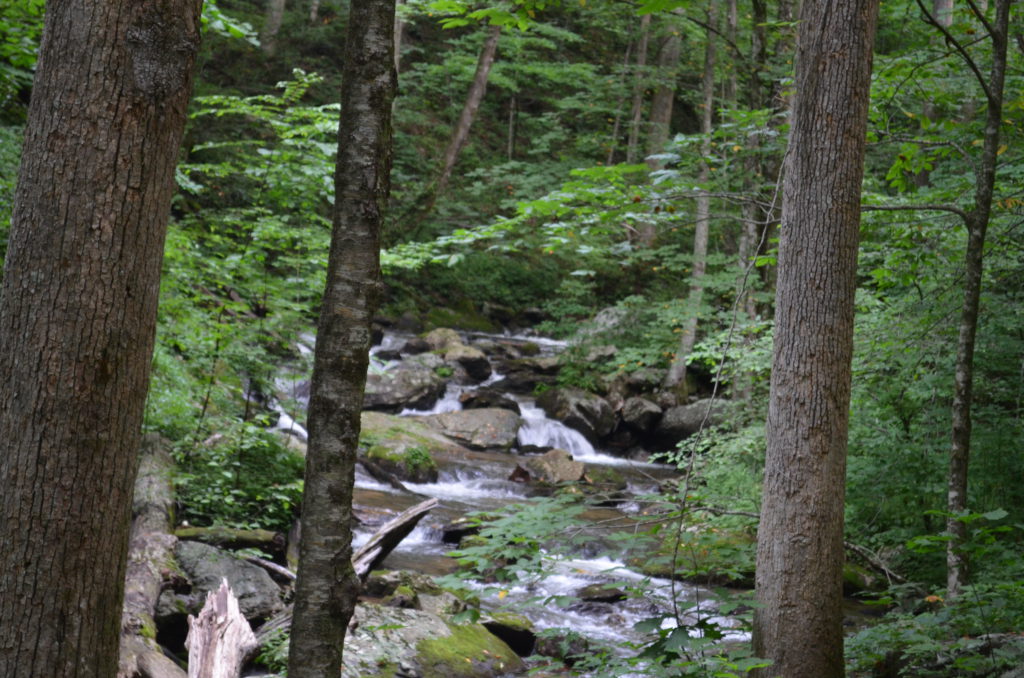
752, 1, 878, 676
119, 436, 185, 678
0, 0, 201, 675
436, 24, 501, 196
944, 0, 1009, 599
663, 7, 715, 392
285, 0, 396, 676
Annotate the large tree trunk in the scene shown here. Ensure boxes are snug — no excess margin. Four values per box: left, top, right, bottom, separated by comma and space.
752, 1, 878, 676
0, 1, 202, 675
436, 24, 501, 196
663, 6, 716, 392
943, 0, 1009, 600
286, 0, 396, 675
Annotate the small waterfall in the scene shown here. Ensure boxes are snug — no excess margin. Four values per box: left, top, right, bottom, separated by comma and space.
517, 401, 596, 458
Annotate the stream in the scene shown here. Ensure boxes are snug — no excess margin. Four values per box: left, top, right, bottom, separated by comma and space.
276, 329, 750, 662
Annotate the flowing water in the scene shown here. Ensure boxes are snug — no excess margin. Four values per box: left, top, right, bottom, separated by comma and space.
279, 330, 750, 660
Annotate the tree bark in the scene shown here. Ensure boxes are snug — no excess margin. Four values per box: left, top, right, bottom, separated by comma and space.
752, 1, 878, 676
436, 24, 501, 196
645, 24, 681, 167
626, 13, 651, 164
943, 0, 1009, 599
261, 0, 287, 56
663, 6, 716, 392
119, 436, 186, 678
0, 0, 202, 675
286, 0, 396, 675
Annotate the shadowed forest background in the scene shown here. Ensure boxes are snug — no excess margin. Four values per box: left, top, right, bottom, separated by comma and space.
1, 0, 1023, 675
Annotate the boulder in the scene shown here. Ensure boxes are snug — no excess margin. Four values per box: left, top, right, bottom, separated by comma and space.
364, 443, 439, 484
423, 408, 521, 452
340, 604, 523, 678
621, 397, 662, 432
536, 387, 615, 443
172, 541, 283, 622
653, 398, 729, 448
575, 583, 627, 603
524, 449, 585, 484
424, 327, 461, 351
364, 362, 445, 412
490, 356, 561, 394
458, 388, 520, 414
443, 343, 492, 382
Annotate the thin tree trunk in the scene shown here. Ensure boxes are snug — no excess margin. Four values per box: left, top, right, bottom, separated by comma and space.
944, 0, 1009, 600
663, 6, 716, 392
394, 0, 405, 73
645, 25, 681, 168
506, 95, 517, 161
752, 1, 878, 676
286, 0, 396, 675
0, 1, 202, 675
606, 41, 634, 165
261, 0, 287, 56
436, 24, 501, 196
309, 0, 320, 24
626, 13, 651, 164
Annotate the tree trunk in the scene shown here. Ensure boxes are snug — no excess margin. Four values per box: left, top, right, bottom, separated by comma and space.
436, 24, 501, 196
645, 24, 681, 167
285, 0, 395, 675
605, 40, 634, 165
945, 0, 1009, 600
626, 13, 651, 164
752, 1, 878, 676
663, 6, 716, 392
119, 436, 186, 678
0, 0, 202, 675
261, 0, 287, 56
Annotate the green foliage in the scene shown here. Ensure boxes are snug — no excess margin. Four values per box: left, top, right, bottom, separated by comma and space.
173, 421, 304, 531
846, 514, 1024, 677
255, 626, 290, 676
0, 124, 19, 261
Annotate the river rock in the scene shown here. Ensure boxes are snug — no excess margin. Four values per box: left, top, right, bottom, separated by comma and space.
172, 541, 283, 622
424, 327, 461, 350
525, 448, 585, 484
491, 356, 560, 393
401, 336, 432, 354
364, 442, 439, 484
444, 342, 492, 382
423, 408, 521, 451
458, 388, 520, 414
621, 397, 662, 432
536, 387, 615, 443
653, 398, 729, 447
575, 583, 627, 603
364, 362, 445, 412
341, 604, 523, 678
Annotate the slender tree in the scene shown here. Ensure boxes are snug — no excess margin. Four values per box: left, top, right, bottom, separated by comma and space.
287, 0, 396, 675
752, 1, 878, 676
626, 13, 652, 163
0, 0, 202, 675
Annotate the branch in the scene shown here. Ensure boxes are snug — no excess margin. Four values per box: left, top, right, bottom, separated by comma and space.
964, 0, 996, 40
915, 0, 993, 104
862, 203, 969, 222
844, 540, 907, 585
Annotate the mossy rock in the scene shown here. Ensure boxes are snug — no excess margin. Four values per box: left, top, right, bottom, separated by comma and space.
418, 621, 523, 677
365, 443, 439, 484
340, 604, 522, 678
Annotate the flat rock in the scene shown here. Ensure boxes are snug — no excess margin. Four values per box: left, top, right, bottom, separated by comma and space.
422, 408, 521, 451
525, 448, 585, 484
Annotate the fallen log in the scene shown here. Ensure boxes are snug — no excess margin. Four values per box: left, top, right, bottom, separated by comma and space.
118, 435, 187, 678
353, 498, 439, 581
186, 580, 257, 678
174, 526, 286, 557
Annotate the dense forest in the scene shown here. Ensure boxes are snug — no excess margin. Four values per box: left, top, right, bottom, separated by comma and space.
1, 0, 1022, 676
